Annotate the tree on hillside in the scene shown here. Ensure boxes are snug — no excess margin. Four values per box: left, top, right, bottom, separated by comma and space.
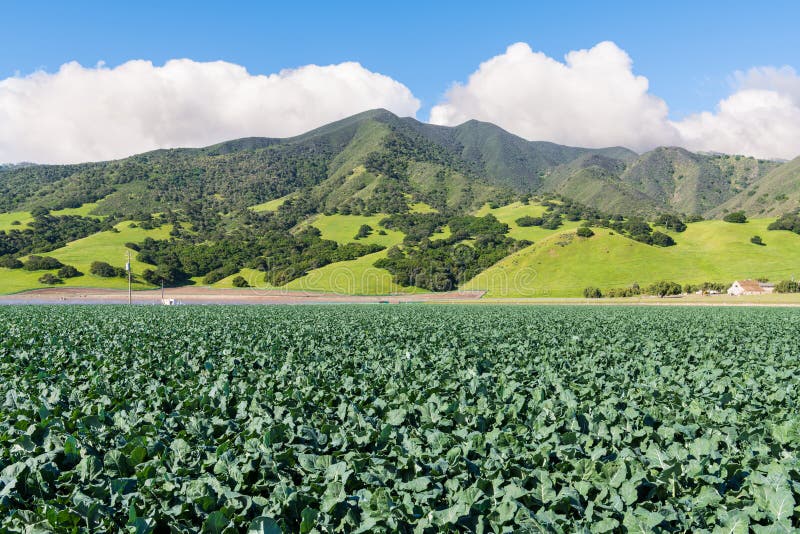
654, 213, 687, 232
0, 257, 23, 269
583, 287, 602, 298
90, 261, 125, 278
355, 224, 373, 239
57, 265, 83, 278
516, 216, 543, 227
232, 276, 249, 288
768, 212, 800, 234
38, 273, 63, 285
141, 264, 189, 287
650, 231, 676, 247
646, 280, 682, 297
723, 211, 747, 223
24, 255, 63, 271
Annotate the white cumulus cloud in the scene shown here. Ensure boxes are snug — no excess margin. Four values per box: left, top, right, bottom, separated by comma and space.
429, 42, 681, 152
0, 59, 420, 164
429, 42, 800, 160
674, 67, 800, 160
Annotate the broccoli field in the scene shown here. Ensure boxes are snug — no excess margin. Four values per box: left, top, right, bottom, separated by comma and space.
1, 305, 799, 532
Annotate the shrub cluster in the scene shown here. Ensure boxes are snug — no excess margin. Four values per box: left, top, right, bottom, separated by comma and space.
582, 286, 602, 298
354, 224, 373, 239
23, 255, 64, 271
90, 261, 127, 278
775, 280, 800, 293
515, 216, 543, 227
767, 212, 800, 234
723, 211, 748, 223
232, 276, 249, 288
654, 213, 687, 232
57, 265, 83, 278
38, 273, 63, 285
645, 280, 683, 297
0, 256, 23, 269
682, 282, 728, 294
604, 284, 641, 298
590, 280, 700, 299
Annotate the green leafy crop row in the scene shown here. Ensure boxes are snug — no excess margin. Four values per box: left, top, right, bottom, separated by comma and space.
0, 305, 798, 532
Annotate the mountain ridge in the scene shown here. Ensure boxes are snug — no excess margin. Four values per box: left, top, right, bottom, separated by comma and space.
2, 109, 800, 297
0, 108, 796, 220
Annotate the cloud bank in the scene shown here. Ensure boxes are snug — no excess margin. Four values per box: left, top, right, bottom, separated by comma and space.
430, 43, 800, 160
1, 46, 799, 163
430, 42, 680, 153
0, 59, 420, 164
674, 67, 800, 159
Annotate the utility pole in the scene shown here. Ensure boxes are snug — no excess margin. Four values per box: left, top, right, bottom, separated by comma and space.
126, 251, 132, 305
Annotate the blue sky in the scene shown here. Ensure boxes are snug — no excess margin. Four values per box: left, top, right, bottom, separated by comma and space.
2, 1, 799, 162
3, 0, 797, 118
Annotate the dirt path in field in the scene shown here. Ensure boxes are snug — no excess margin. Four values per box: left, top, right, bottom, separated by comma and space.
0, 287, 487, 305
2, 287, 800, 306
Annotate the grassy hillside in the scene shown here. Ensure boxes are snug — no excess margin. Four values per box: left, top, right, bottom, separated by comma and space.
6, 199, 800, 297
0, 211, 33, 231
249, 195, 291, 213
0, 203, 103, 232
284, 250, 425, 294
204, 213, 422, 294
4, 110, 800, 298
292, 213, 425, 293
710, 156, 800, 218
542, 157, 664, 216
419, 119, 638, 192
464, 219, 800, 297
474, 201, 582, 241
0, 221, 173, 293
210, 268, 277, 290
619, 148, 778, 216
51, 202, 104, 218
311, 213, 402, 246
207, 248, 420, 295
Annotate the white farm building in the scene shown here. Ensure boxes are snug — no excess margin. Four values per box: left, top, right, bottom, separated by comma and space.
727, 280, 774, 296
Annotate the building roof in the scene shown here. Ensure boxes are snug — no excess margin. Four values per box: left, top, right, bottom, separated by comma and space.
734, 280, 765, 292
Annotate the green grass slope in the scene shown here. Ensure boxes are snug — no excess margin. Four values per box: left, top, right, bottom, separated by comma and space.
284, 250, 425, 294
464, 219, 800, 297
249, 195, 291, 213
0, 222, 173, 294
0, 211, 33, 231
475, 201, 582, 241
0, 202, 104, 232
206, 213, 423, 294
51, 202, 104, 218
210, 268, 278, 289
311, 213, 403, 246
289, 213, 424, 293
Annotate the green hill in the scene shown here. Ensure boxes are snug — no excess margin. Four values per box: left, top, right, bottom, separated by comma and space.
0, 221, 173, 293
619, 148, 778, 216
464, 218, 800, 297
2, 109, 800, 296
710, 156, 800, 218
541, 154, 664, 215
